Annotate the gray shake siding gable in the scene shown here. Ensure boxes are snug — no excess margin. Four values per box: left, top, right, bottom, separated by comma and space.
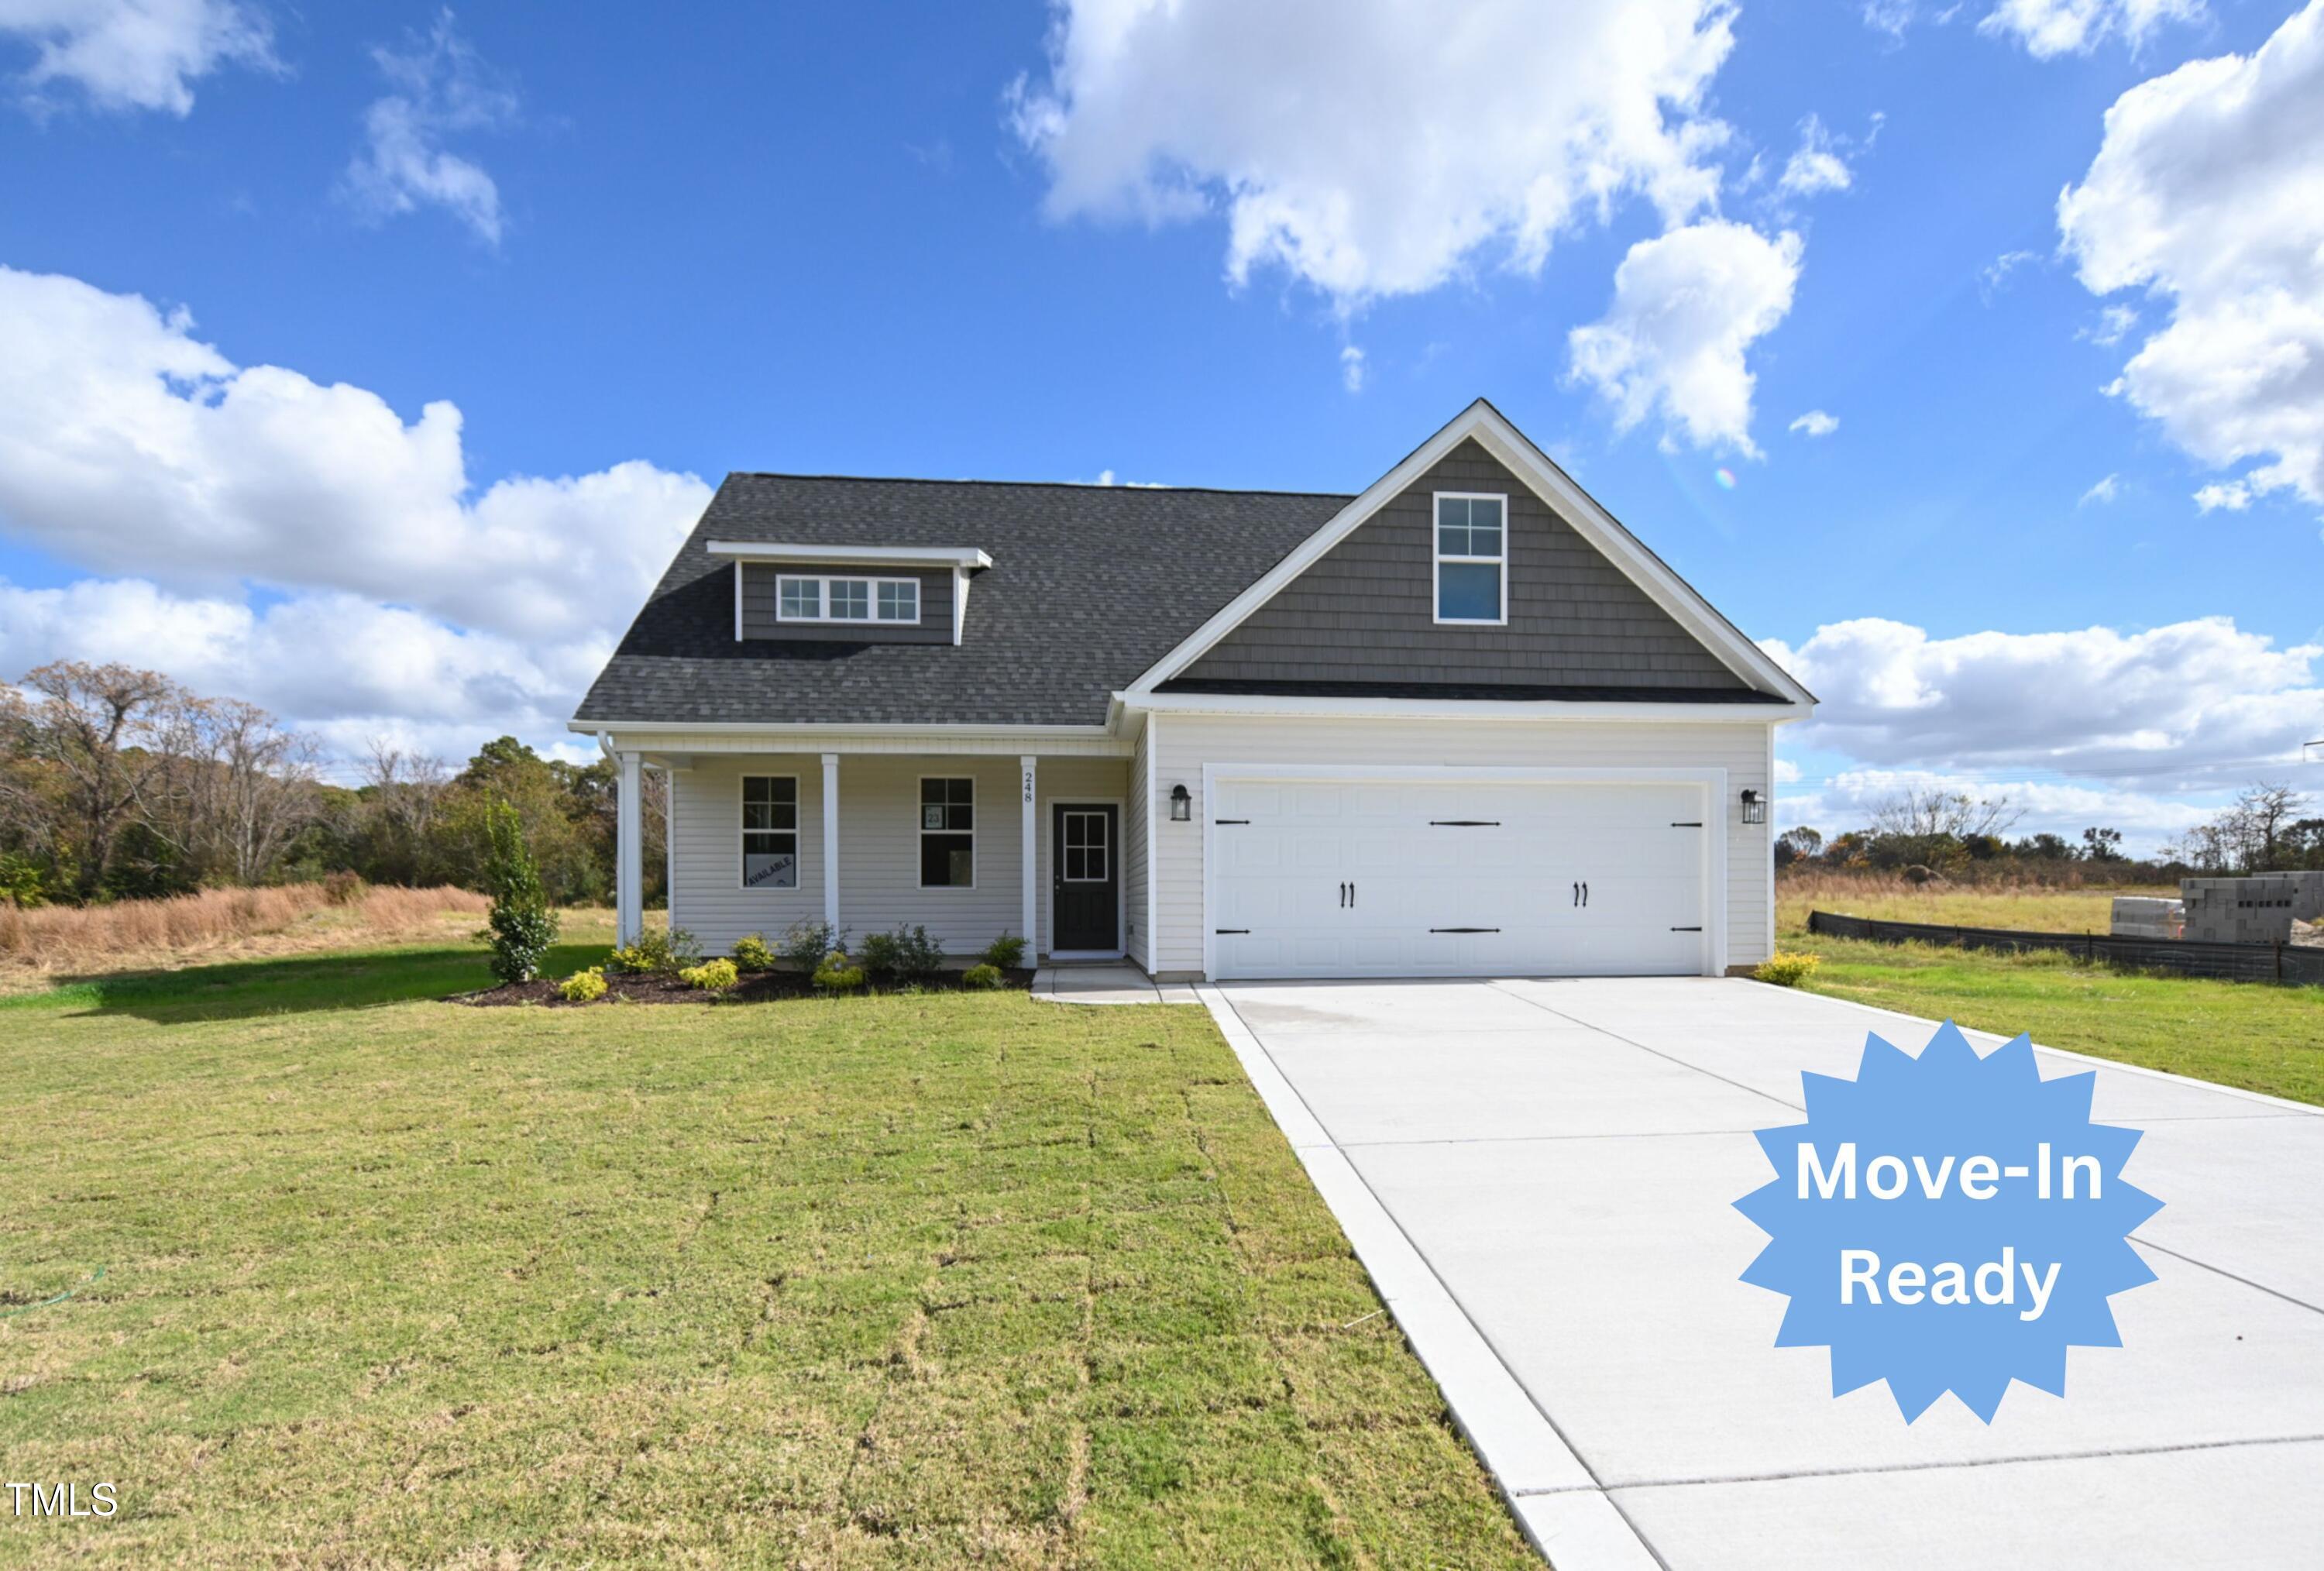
737, 562, 954, 645
1181, 439, 1747, 690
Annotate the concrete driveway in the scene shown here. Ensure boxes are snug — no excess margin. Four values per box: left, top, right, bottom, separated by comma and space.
1199, 976, 2324, 1570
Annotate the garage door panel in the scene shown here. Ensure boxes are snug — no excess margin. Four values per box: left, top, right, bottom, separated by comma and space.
1212, 777, 1710, 981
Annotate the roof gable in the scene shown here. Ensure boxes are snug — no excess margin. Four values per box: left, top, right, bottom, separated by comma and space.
1126, 400, 1815, 708
1177, 437, 1747, 696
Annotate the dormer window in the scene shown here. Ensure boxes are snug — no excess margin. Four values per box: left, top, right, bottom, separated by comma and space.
776, 574, 919, 624
1433, 493, 1507, 624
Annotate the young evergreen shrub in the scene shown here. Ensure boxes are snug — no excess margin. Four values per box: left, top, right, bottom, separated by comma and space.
732, 933, 775, 971
1754, 951, 1822, 988
559, 967, 607, 1002
980, 933, 1026, 971
679, 957, 739, 992
813, 950, 865, 994
480, 799, 559, 985
778, 919, 841, 973
961, 962, 1003, 990
861, 924, 944, 986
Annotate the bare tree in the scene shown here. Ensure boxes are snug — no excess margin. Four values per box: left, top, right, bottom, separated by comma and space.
2168, 782, 2311, 872
0, 662, 182, 900
1868, 786, 2023, 841
362, 741, 451, 885
191, 701, 321, 885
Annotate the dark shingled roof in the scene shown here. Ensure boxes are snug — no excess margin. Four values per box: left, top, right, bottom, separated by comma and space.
573, 474, 1353, 727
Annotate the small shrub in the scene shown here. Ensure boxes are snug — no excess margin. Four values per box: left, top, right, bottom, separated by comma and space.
778, 918, 843, 974
961, 963, 1003, 990
980, 933, 1026, 971
679, 957, 740, 992
605, 926, 702, 975
1754, 951, 1822, 988
480, 799, 560, 985
321, 870, 366, 906
861, 924, 944, 986
813, 950, 865, 994
559, 967, 607, 1002
732, 932, 775, 971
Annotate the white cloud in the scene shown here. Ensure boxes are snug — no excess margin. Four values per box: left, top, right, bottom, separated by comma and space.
1980, 0, 2204, 59
1862, 2, 1918, 43
0, 266, 710, 649
1339, 344, 1366, 394
1777, 766, 2217, 849
1762, 616, 2324, 791
1568, 220, 1803, 457
0, 0, 273, 114
2193, 480, 2250, 512
1789, 409, 1839, 438
1978, 248, 2039, 301
2078, 473, 2120, 504
2058, 2, 2324, 512
0, 576, 600, 765
1007, 0, 1739, 306
341, 9, 514, 246
2080, 303, 2138, 345
1777, 115, 1852, 198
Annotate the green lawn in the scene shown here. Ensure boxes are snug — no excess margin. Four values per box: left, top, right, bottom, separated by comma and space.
1788, 933, 2324, 1107
0, 944, 1532, 1567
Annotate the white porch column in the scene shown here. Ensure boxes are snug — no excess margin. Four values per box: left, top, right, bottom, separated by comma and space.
616, 749, 643, 946
1020, 755, 1037, 952
821, 752, 841, 933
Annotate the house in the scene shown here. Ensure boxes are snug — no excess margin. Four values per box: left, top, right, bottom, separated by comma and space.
572, 400, 1815, 981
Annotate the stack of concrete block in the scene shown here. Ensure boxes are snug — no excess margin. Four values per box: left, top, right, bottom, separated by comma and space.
2179, 872, 2324, 945
2109, 896, 2184, 940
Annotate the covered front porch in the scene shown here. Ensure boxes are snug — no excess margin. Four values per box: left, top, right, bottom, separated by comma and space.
609, 737, 1144, 968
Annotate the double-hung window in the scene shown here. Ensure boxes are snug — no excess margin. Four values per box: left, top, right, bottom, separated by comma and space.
741, 776, 799, 889
775, 575, 920, 624
920, 778, 973, 888
1433, 493, 1507, 624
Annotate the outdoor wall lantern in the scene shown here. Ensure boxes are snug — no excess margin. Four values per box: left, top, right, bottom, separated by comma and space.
1169, 784, 1192, 821
1739, 788, 1767, 825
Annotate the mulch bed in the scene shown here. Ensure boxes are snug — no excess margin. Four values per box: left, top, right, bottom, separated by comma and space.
457, 967, 1037, 1007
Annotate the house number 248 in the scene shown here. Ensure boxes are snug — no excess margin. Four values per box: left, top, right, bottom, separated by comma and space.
1023, 768, 1034, 804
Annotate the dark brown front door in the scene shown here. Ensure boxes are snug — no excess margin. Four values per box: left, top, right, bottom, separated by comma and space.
1051, 803, 1119, 952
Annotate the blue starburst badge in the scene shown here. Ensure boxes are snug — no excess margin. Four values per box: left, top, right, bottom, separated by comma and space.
1734, 1021, 2164, 1421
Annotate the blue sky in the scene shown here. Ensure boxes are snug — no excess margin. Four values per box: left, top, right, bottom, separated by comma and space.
1, 0, 2319, 848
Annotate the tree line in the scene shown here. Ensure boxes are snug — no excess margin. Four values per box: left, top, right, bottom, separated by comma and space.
0, 662, 666, 908
1779, 784, 2324, 879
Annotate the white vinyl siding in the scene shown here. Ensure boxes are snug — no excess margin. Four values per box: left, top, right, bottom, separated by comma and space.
1149, 714, 1776, 978
669, 755, 827, 951
1126, 719, 1152, 972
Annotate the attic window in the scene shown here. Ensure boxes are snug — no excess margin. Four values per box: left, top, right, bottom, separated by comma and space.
777, 575, 919, 624
1433, 493, 1507, 625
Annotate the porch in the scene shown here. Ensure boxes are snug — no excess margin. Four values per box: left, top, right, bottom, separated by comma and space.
611, 744, 1143, 968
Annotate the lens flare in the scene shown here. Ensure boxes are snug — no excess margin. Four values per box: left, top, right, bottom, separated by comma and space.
1714, 467, 1738, 490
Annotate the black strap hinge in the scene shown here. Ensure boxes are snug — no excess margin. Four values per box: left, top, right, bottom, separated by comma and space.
1428, 820, 1501, 827
1213, 818, 1250, 825
1429, 926, 1501, 933
1214, 928, 1250, 935
1669, 926, 1703, 932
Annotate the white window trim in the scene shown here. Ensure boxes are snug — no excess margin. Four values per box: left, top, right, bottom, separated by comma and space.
775, 574, 922, 626
737, 772, 801, 892
917, 773, 976, 890
1432, 490, 1509, 627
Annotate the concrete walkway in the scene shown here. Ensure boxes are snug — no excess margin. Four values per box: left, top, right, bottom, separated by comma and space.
1030, 963, 1200, 1005
1201, 975, 2324, 1570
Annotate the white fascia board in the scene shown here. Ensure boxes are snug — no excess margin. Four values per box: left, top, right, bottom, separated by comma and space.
706, 541, 993, 570
1122, 398, 1816, 710
1116, 690, 1811, 724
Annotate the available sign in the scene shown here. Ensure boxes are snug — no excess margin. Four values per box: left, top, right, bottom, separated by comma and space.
1735, 1022, 2163, 1421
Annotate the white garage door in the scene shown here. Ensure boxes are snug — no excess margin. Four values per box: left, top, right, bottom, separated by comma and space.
1209, 777, 1712, 980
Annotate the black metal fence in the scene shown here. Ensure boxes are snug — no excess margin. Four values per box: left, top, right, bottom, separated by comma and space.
1807, 910, 2324, 989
